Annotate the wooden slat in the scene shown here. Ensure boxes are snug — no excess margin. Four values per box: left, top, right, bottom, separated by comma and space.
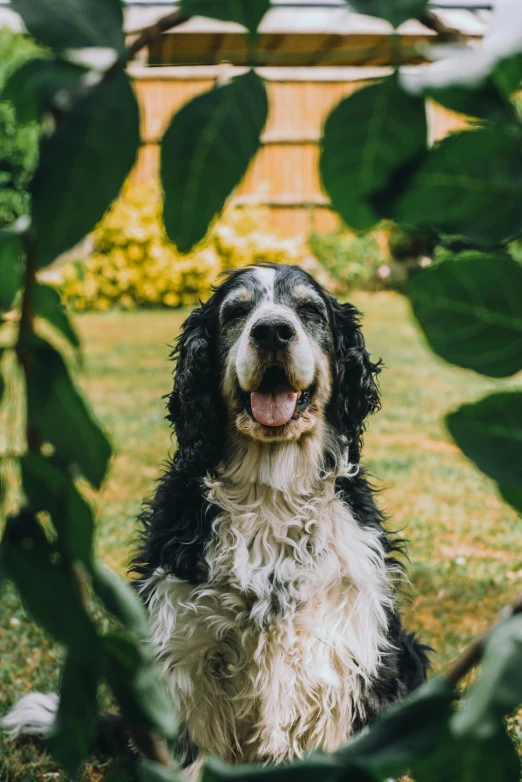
147, 31, 435, 67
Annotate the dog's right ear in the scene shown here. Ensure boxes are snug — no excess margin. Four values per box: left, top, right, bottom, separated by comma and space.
167, 298, 225, 474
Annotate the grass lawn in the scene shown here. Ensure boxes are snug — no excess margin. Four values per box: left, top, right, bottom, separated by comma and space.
1, 292, 521, 780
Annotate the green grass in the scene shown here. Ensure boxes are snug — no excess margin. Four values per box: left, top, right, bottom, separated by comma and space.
1, 293, 522, 780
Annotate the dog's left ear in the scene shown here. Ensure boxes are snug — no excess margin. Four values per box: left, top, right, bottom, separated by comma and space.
328, 299, 381, 464
167, 297, 225, 475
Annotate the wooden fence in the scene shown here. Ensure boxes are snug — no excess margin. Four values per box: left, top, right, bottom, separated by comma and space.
130, 65, 467, 237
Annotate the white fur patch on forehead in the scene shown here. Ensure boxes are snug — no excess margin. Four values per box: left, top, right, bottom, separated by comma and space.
254, 266, 276, 302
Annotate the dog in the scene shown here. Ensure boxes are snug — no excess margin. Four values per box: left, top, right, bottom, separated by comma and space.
132, 263, 429, 773
3, 263, 428, 776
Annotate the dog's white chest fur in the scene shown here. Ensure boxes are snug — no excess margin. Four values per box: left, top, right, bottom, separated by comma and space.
144, 444, 392, 766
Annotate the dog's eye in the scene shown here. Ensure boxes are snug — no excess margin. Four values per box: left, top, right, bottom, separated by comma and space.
297, 302, 325, 320
223, 305, 250, 324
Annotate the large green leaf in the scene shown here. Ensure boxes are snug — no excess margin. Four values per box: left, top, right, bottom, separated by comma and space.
31, 71, 139, 267
11, 0, 125, 53
0, 231, 23, 311
102, 632, 177, 738
180, 0, 270, 34
446, 392, 522, 514
92, 564, 150, 640
321, 74, 427, 232
424, 54, 522, 122
393, 127, 522, 245
161, 69, 268, 253
203, 754, 368, 782
2, 58, 87, 124
426, 84, 514, 123
1, 510, 98, 654
412, 722, 520, 782
24, 334, 111, 488
408, 251, 522, 378
452, 614, 522, 741
49, 653, 99, 777
346, 0, 428, 29
34, 282, 80, 350
21, 452, 94, 564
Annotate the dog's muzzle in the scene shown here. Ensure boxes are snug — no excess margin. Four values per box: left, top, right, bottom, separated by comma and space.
244, 317, 312, 428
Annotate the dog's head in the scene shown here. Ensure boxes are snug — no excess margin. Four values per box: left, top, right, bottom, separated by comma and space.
168, 264, 381, 473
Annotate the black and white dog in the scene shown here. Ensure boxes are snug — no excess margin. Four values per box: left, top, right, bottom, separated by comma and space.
3, 263, 428, 776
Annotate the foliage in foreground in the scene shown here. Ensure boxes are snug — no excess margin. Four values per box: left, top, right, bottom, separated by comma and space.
1, 0, 522, 780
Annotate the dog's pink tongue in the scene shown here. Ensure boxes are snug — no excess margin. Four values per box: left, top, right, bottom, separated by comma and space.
251, 386, 298, 426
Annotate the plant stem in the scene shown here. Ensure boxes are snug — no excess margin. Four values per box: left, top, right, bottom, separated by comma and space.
126, 9, 190, 60
16, 235, 41, 452
420, 11, 466, 43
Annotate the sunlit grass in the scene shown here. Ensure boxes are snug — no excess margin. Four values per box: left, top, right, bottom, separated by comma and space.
1, 293, 521, 780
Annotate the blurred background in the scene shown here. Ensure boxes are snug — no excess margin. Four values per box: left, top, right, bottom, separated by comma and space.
2, 2, 522, 779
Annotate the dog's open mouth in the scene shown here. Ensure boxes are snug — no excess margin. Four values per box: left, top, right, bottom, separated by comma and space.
244, 367, 313, 427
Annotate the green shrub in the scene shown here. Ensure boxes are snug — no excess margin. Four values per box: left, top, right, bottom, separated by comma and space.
308, 229, 391, 292
0, 29, 40, 227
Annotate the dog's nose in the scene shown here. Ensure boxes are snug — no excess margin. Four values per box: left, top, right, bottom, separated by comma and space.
251, 319, 296, 351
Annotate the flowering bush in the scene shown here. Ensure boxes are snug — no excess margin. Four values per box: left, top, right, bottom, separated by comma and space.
60, 183, 311, 311
308, 230, 392, 292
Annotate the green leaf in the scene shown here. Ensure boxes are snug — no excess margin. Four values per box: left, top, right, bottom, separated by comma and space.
0, 368, 4, 406
180, 0, 270, 35
49, 653, 99, 777
408, 251, 522, 378
427, 85, 514, 123
0, 230, 23, 311
21, 451, 94, 564
34, 282, 80, 350
92, 564, 150, 640
335, 676, 454, 779
392, 127, 522, 246
102, 632, 177, 738
321, 74, 427, 232
494, 53, 522, 95
452, 613, 522, 740
412, 721, 520, 782
24, 333, 111, 488
2, 58, 87, 124
31, 71, 139, 267
202, 754, 368, 782
161, 69, 268, 253
425, 54, 522, 122
139, 759, 183, 782
446, 392, 522, 489
11, 0, 125, 54
346, 0, 428, 29
1, 510, 98, 654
